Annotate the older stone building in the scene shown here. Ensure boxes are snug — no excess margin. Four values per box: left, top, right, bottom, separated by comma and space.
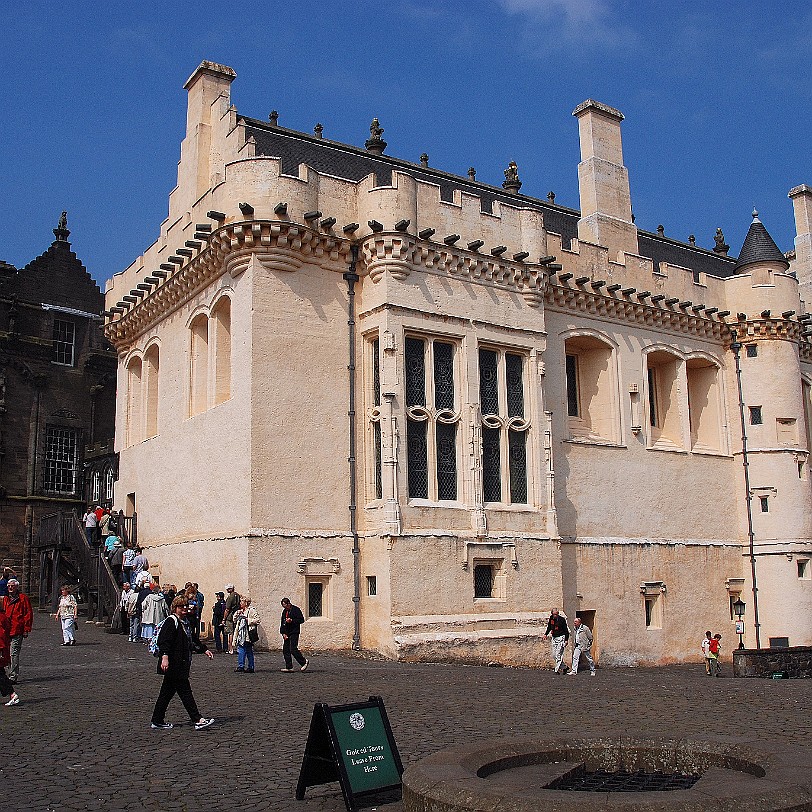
104, 61, 812, 665
0, 216, 117, 589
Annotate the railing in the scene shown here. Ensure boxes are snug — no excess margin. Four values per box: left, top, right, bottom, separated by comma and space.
35, 511, 122, 623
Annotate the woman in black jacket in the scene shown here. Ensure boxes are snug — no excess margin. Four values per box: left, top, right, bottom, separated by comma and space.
150, 595, 215, 730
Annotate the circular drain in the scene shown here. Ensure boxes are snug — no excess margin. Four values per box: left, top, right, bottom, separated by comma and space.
402, 737, 812, 812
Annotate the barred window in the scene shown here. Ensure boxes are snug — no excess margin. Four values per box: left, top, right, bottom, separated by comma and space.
52, 319, 75, 366
44, 427, 78, 494
406, 336, 460, 501
479, 348, 529, 504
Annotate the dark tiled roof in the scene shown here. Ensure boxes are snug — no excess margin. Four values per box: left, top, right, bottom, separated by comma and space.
244, 118, 738, 279
734, 217, 789, 271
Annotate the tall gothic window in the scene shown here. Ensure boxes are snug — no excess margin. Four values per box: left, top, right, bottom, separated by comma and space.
406, 336, 460, 501
44, 427, 78, 494
479, 348, 529, 504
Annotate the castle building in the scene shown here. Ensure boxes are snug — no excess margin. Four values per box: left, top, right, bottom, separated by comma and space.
0, 216, 117, 589
103, 62, 812, 664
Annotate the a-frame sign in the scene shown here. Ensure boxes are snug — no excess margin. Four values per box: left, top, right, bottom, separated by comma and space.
296, 696, 404, 812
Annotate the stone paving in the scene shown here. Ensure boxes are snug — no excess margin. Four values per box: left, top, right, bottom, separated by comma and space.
1, 614, 810, 812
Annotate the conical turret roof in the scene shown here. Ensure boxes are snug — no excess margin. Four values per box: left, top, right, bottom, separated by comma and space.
734, 210, 789, 272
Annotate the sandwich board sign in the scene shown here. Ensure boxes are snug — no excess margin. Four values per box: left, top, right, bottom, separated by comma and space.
296, 696, 403, 811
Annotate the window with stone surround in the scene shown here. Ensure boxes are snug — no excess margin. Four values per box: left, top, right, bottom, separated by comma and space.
52, 319, 76, 366
126, 356, 143, 447
213, 297, 232, 406
686, 358, 722, 452
189, 314, 209, 417
144, 344, 160, 439
479, 347, 529, 504
472, 558, 506, 600
368, 336, 383, 500
405, 336, 461, 501
564, 334, 617, 443
646, 350, 682, 449
44, 427, 79, 495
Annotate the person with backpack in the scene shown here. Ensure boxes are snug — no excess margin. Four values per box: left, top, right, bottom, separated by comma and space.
141, 582, 168, 643
150, 595, 214, 731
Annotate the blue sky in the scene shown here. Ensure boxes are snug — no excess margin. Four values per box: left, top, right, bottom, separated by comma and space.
2, 1, 811, 286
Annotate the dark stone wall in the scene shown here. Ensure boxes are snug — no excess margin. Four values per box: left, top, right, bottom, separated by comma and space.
733, 646, 812, 678
0, 225, 117, 589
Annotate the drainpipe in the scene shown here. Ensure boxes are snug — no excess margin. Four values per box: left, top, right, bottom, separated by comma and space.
344, 244, 361, 650
729, 328, 761, 649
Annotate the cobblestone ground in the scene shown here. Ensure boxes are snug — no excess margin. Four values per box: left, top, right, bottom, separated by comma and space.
1, 615, 809, 812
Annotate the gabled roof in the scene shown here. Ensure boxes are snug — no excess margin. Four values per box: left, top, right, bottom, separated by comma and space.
734, 212, 789, 272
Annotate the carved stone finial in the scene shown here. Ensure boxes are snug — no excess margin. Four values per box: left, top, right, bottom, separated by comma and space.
53, 210, 70, 242
269, 110, 279, 126
314, 123, 323, 138
547, 191, 556, 203
713, 227, 730, 255
468, 167, 476, 181
502, 161, 522, 193
689, 234, 696, 246
657, 224, 665, 236
365, 118, 387, 154
420, 153, 429, 167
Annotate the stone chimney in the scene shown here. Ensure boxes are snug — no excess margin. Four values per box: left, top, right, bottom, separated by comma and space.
573, 99, 638, 259
180, 61, 236, 204
789, 185, 812, 301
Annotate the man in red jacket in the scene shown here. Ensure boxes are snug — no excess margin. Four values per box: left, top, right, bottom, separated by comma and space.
0, 599, 19, 705
2, 579, 33, 684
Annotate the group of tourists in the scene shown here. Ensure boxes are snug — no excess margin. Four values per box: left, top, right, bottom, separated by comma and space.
543, 607, 596, 676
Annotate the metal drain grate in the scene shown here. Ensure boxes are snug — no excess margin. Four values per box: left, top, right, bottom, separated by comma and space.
549, 769, 701, 792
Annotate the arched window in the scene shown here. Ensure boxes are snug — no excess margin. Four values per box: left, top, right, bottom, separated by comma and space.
189, 314, 209, 416
144, 344, 160, 438
564, 334, 618, 443
103, 466, 115, 503
212, 297, 232, 405
126, 357, 143, 446
686, 357, 722, 452
646, 350, 683, 449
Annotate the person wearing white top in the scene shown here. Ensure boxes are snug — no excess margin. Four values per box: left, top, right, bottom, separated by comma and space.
53, 586, 78, 646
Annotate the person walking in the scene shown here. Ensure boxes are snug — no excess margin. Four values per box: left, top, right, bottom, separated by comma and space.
1, 579, 33, 684
567, 618, 596, 677
123, 545, 136, 587
233, 597, 260, 673
83, 508, 98, 547
223, 584, 240, 654
279, 597, 308, 672
141, 583, 169, 643
708, 633, 722, 677
119, 582, 135, 637
150, 595, 214, 731
212, 592, 226, 652
0, 600, 20, 706
54, 585, 78, 646
543, 608, 570, 674
701, 630, 713, 676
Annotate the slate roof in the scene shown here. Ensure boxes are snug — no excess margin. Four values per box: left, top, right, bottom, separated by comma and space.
244, 118, 742, 280
734, 215, 790, 271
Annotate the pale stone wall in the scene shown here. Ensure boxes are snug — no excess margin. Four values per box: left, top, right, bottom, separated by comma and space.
103, 62, 812, 667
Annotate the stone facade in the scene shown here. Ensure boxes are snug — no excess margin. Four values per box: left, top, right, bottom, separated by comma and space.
0, 217, 117, 590
104, 62, 812, 666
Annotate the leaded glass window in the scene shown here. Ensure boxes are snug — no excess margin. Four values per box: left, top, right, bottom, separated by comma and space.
44, 427, 78, 494
566, 354, 579, 417
406, 336, 460, 501
372, 338, 382, 499
308, 581, 324, 617
478, 347, 529, 504
473, 564, 494, 598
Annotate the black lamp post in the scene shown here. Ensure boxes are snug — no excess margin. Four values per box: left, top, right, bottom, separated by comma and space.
733, 597, 746, 649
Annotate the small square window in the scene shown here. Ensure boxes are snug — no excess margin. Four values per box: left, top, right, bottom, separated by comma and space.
798, 559, 810, 580
367, 575, 377, 596
759, 496, 769, 513
745, 344, 758, 358
749, 406, 763, 426
473, 564, 494, 598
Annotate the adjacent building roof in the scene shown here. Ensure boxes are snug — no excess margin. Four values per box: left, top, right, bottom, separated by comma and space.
244, 117, 742, 280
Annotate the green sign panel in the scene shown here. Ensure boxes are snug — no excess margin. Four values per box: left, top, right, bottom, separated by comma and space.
296, 696, 404, 812
330, 705, 402, 794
